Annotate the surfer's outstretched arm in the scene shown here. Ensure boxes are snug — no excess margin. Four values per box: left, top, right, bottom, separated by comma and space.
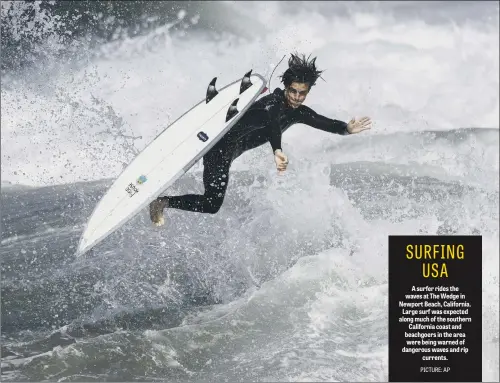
298, 106, 372, 135
298, 105, 350, 135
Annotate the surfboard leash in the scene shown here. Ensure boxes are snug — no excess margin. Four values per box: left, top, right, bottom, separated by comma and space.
267, 54, 286, 94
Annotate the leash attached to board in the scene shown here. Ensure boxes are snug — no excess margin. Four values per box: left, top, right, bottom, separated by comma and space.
261, 54, 287, 94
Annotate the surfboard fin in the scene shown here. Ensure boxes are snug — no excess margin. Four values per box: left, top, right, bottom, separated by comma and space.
239, 70, 253, 94
226, 98, 239, 122
206, 77, 218, 103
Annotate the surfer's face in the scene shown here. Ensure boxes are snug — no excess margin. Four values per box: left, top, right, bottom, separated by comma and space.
285, 82, 310, 108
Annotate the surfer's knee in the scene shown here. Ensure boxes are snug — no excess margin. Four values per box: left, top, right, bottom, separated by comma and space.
206, 206, 221, 214
204, 197, 224, 214
206, 201, 223, 214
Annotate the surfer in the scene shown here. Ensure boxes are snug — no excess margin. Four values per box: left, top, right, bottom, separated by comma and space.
150, 53, 372, 226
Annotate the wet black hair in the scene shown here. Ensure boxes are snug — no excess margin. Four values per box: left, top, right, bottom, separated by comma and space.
279, 52, 324, 89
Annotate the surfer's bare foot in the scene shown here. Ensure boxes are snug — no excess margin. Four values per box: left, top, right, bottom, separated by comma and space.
149, 198, 167, 226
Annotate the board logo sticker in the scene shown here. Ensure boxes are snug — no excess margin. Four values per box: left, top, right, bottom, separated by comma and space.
137, 175, 147, 184
197, 131, 209, 142
125, 183, 139, 197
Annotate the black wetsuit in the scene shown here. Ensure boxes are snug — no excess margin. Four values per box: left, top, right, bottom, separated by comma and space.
164, 87, 349, 213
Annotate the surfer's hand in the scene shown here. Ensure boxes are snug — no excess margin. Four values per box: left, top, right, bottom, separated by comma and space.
347, 116, 372, 134
274, 149, 288, 173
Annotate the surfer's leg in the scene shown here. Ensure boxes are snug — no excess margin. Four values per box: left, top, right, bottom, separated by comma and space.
166, 151, 231, 214
150, 148, 233, 220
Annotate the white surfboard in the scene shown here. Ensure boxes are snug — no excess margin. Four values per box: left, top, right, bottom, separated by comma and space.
76, 72, 266, 256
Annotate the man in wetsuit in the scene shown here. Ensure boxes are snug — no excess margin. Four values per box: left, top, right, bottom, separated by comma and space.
149, 53, 372, 226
